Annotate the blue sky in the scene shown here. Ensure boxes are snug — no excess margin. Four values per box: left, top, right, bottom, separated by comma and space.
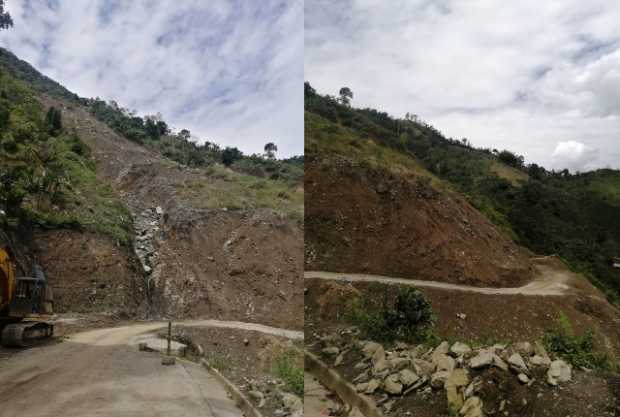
305, 0, 620, 171
1, 0, 303, 157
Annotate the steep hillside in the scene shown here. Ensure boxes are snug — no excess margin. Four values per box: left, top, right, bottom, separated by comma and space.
305, 111, 534, 287
0, 49, 303, 329
305, 83, 620, 301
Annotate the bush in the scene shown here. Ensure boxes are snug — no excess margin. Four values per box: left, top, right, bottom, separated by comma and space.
345, 286, 434, 342
543, 312, 610, 369
273, 350, 303, 396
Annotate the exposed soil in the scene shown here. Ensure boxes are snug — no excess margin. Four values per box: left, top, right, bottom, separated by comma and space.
34, 230, 146, 316
305, 277, 620, 358
33, 95, 303, 329
305, 156, 534, 288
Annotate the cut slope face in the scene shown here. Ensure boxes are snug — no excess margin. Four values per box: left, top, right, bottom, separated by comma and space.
305, 112, 534, 287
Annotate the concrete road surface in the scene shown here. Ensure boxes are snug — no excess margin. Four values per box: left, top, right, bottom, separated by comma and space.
0, 323, 242, 417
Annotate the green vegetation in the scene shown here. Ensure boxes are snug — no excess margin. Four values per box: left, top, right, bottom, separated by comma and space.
543, 312, 612, 370
177, 164, 303, 220
273, 349, 304, 396
305, 82, 620, 302
0, 67, 132, 244
345, 286, 434, 343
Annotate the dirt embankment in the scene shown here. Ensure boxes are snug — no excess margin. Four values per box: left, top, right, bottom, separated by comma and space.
304, 277, 620, 358
34, 95, 303, 329
305, 156, 534, 287
33, 230, 146, 316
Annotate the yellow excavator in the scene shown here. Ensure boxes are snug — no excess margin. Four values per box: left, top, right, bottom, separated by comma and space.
0, 243, 54, 347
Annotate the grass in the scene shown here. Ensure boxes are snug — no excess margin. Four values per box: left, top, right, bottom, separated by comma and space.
178, 163, 304, 220
273, 349, 304, 397
543, 311, 613, 371
205, 352, 230, 371
305, 111, 439, 186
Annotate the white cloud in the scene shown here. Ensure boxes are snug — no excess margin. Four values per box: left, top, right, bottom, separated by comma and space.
305, 0, 620, 170
551, 141, 599, 172
1, 0, 303, 157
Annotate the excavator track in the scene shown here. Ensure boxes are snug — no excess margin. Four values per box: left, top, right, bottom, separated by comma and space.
1, 322, 54, 348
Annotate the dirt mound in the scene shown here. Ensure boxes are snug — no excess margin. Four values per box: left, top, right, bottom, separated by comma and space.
34, 230, 145, 315
305, 156, 534, 287
149, 209, 303, 329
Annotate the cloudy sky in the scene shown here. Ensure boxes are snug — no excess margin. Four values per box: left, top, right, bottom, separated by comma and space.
306, 0, 620, 171
1, 0, 303, 157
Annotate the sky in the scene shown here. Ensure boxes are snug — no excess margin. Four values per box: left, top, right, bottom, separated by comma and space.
0, 0, 303, 157
305, 0, 620, 171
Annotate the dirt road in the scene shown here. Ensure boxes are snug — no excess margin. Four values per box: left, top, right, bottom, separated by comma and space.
305, 257, 587, 297
0, 320, 300, 417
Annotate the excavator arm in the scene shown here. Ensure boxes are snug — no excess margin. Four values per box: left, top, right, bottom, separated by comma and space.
0, 247, 15, 313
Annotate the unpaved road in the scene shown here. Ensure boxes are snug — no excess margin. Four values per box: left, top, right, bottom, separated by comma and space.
305, 258, 583, 297
0, 320, 300, 417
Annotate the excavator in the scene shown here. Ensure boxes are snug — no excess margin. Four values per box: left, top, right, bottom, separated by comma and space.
0, 241, 54, 347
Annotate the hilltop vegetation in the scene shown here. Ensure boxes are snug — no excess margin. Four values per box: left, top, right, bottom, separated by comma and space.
305, 82, 620, 301
0, 67, 132, 244
0, 48, 302, 186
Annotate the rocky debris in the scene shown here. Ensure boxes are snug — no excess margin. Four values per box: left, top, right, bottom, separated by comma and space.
133, 206, 164, 291
547, 359, 572, 386
248, 390, 266, 408
445, 368, 469, 411
317, 331, 577, 415
281, 393, 303, 417
451, 342, 472, 356
383, 374, 403, 395
399, 369, 419, 386
460, 396, 484, 417
507, 353, 529, 374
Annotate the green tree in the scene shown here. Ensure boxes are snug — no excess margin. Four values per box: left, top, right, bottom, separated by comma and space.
264, 142, 277, 160
221, 147, 243, 166
338, 87, 353, 106
45, 107, 62, 136
0, 0, 13, 30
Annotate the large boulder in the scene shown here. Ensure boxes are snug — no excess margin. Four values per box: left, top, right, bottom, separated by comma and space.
430, 370, 451, 389
399, 369, 420, 387
383, 374, 403, 395
460, 396, 484, 417
412, 358, 436, 377
547, 360, 572, 386
451, 342, 472, 356
508, 353, 528, 373
469, 350, 494, 369
434, 354, 456, 373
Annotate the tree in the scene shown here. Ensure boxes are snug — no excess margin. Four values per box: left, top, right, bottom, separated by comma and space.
221, 147, 243, 166
498, 149, 524, 168
264, 142, 277, 159
0, 0, 13, 30
304, 82, 316, 97
179, 129, 191, 141
45, 107, 62, 136
338, 87, 353, 106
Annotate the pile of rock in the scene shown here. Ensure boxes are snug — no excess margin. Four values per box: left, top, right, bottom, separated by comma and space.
133, 206, 164, 276
321, 336, 572, 416
246, 377, 303, 417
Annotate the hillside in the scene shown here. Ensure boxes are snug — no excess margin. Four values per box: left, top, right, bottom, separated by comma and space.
305, 83, 620, 302
0, 49, 304, 329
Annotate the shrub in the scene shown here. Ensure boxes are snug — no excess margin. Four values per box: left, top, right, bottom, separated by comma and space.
543, 312, 610, 369
345, 286, 434, 342
273, 350, 303, 396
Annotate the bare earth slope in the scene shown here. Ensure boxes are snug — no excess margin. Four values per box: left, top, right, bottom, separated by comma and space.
305, 156, 533, 287
37, 95, 303, 329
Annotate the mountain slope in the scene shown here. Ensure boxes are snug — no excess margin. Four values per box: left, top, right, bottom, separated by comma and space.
305, 110, 534, 287
305, 83, 620, 301
0, 49, 303, 329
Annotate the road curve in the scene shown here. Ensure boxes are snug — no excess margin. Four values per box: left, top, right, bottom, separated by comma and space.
0, 320, 301, 417
304, 269, 572, 296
